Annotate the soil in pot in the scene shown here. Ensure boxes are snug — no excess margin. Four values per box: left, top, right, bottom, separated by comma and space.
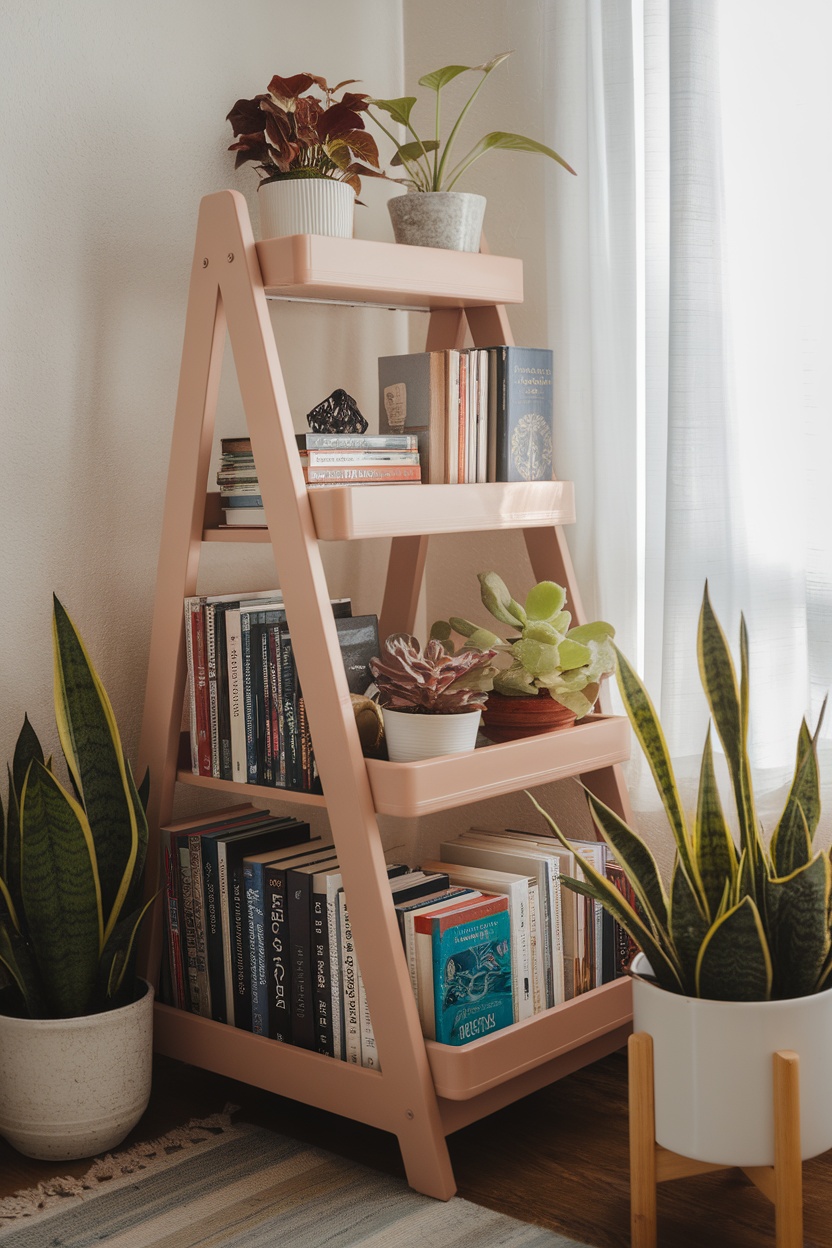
481, 690, 577, 743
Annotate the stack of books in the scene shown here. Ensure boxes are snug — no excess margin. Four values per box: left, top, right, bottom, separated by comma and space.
216, 437, 263, 526
297, 432, 422, 487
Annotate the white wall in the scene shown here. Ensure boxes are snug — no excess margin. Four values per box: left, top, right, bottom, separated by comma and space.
0, 1, 405, 794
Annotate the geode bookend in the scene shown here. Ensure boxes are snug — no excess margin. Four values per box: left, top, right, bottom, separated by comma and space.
306, 389, 368, 434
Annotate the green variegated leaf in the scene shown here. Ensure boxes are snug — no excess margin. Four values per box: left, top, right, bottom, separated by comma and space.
580, 791, 670, 937
694, 725, 738, 917
0, 873, 20, 932
99, 893, 158, 1004
493, 664, 537, 696
556, 639, 592, 671
764, 852, 830, 999
559, 875, 681, 992
519, 621, 564, 646
715, 877, 732, 919
525, 580, 566, 622
771, 721, 821, 875
20, 761, 102, 1017
697, 585, 760, 869
448, 616, 478, 637
566, 621, 615, 645
669, 857, 710, 995
695, 897, 772, 1001
0, 923, 48, 1018
479, 572, 526, 629
124, 762, 149, 915
736, 848, 752, 905
511, 639, 561, 677
12, 715, 44, 800
4, 766, 22, 925
614, 643, 699, 890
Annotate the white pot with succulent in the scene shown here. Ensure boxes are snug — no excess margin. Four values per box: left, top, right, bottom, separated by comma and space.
227, 72, 384, 241
530, 583, 832, 1169
367, 53, 576, 251
369, 633, 498, 763
0, 597, 156, 1160
432, 573, 616, 743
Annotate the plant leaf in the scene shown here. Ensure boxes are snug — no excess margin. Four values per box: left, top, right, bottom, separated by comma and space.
771, 721, 820, 876
582, 790, 670, 937
446, 132, 577, 189
478, 572, 526, 628
100, 892, 158, 1004
0, 923, 48, 1018
764, 851, 831, 999
369, 96, 418, 127
20, 761, 102, 1017
694, 725, 738, 918
4, 766, 22, 927
417, 64, 476, 92
669, 857, 710, 994
525, 581, 566, 622
52, 596, 140, 943
695, 896, 772, 1001
12, 715, 43, 801
391, 139, 439, 167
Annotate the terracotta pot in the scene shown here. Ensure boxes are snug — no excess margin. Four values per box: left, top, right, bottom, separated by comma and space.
481, 690, 577, 742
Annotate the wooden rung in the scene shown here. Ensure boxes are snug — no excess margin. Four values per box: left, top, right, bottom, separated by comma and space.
655, 1147, 729, 1183
742, 1165, 776, 1203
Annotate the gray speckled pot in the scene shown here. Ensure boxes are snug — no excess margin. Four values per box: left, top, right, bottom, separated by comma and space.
387, 192, 486, 252
0, 980, 154, 1160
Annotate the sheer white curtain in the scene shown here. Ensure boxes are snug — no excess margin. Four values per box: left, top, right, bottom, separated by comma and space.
543, 0, 832, 830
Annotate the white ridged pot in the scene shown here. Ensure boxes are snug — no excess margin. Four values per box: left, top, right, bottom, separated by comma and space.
631, 953, 832, 1167
382, 708, 481, 762
0, 980, 154, 1160
258, 177, 355, 240
387, 191, 486, 252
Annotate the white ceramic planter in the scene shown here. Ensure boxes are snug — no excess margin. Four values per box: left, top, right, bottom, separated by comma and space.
387, 191, 486, 252
382, 708, 481, 762
258, 177, 355, 241
631, 953, 832, 1166
0, 980, 154, 1160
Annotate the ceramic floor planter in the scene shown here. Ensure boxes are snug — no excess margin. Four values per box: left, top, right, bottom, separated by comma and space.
631, 953, 832, 1166
0, 979, 154, 1160
258, 178, 355, 241
387, 192, 486, 252
382, 707, 481, 762
481, 690, 577, 743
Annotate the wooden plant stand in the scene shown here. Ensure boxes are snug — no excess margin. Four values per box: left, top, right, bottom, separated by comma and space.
629, 1033, 804, 1248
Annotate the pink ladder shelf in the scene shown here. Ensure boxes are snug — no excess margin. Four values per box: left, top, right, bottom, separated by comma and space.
137, 189, 634, 1203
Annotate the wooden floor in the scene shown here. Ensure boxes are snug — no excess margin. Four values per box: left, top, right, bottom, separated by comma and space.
3, 1049, 832, 1247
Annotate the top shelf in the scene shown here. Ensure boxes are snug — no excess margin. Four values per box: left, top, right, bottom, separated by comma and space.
255, 234, 524, 310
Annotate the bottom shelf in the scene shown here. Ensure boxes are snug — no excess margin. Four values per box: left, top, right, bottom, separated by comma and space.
153, 977, 632, 1132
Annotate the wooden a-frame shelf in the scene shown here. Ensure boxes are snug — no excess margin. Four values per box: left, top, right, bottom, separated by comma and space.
137, 189, 634, 1203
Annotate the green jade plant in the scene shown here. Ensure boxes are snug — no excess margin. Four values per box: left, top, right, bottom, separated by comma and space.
432, 572, 615, 717
530, 582, 832, 1002
368, 52, 576, 192
0, 596, 153, 1020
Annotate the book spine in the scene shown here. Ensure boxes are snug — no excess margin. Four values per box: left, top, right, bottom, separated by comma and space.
339, 895, 361, 1064
217, 843, 236, 1024
356, 965, 380, 1070
245, 861, 268, 1035
258, 626, 272, 785
457, 351, 467, 484
494, 347, 555, 482
214, 603, 234, 782
241, 612, 258, 785
268, 625, 285, 788
528, 882, 544, 1014
177, 842, 200, 1013
327, 880, 344, 1060
279, 628, 300, 790
191, 601, 212, 776
311, 888, 332, 1056
183, 600, 200, 775
188, 833, 212, 1018
264, 864, 292, 1044
231, 858, 253, 1030
225, 609, 247, 783
300, 451, 420, 467
205, 604, 220, 779
201, 837, 227, 1024
287, 867, 315, 1050
299, 433, 418, 450
298, 694, 311, 792
163, 846, 186, 1010
303, 464, 422, 482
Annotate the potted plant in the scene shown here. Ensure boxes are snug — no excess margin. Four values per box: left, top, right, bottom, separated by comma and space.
0, 595, 156, 1161
369, 632, 497, 762
368, 52, 576, 251
432, 572, 615, 741
529, 582, 832, 1169
226, 73, 382, 241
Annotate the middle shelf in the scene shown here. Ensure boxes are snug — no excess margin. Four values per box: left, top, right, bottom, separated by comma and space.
177, 715, 630, 816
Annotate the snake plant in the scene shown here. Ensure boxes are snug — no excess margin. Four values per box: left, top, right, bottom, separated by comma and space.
0, 596, 153, 1019
432, 572, 616, 717
530, 582, 831, 1002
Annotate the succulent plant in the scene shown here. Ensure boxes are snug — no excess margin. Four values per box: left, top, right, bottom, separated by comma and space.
530, 582, 832, 1002
369, 633, 498, 715
432, 572, 615, 717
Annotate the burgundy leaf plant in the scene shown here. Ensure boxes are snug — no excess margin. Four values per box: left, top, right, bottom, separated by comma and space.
370, 633, 498, 715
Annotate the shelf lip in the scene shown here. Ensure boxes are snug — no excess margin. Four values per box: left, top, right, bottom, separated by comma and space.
309, 481, 576, 541
426, 978, 633, 1101
255, 234, 523, 309
365, 715, 631, 817
176, 769, 328, 808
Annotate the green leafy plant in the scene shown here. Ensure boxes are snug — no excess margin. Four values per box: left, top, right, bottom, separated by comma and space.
369, 52, 576, 192
529, 582, 832, 1002
432, 572, 615, 717
227, 72, 381, 196
369, 633, 498, 714
0, 596, 154, 1020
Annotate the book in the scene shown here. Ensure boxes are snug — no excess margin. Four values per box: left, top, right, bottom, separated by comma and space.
378, 351, 454, 483
414, 894, 512, 1045
223, 507, 266, 526
296, 432, 419, 451
302, 464, 422, 483
287, 851, 339, 1050
298, 451, 421, 467
605, 859, 640, 976
423, 858, 533, 1022
395, 886, 481, 1003
487, 346, 554, 483
184, 597, 211, 776
570, 839, 608, 993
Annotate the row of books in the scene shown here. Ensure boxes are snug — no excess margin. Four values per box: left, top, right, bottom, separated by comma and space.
217, 435, 422, 525
378, 345, 555, 486
184, 589, 379, 792
160, 805, 638, 1060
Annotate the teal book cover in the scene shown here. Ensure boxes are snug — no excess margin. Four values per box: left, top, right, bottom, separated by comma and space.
429, 899, 513, 1046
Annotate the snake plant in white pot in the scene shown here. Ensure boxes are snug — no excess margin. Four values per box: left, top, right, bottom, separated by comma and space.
529, 583, 832, 1167
0, 596, 156, 1160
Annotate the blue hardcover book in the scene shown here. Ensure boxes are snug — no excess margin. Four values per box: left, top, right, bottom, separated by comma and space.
223, 495, 264, 508
414, 895, 512, 1046
487, 346, 554, 483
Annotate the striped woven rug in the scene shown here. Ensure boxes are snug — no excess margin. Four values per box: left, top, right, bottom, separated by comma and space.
0, 1119, 589, 1248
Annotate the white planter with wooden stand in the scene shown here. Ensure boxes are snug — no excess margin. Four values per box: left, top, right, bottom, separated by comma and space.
258, 178, 355, 241
0, 980, 154, 1160
382, 708, 481, 762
